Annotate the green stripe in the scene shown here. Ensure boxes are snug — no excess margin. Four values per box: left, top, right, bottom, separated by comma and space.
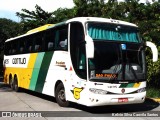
119, 83, 135, 88
29, 53, 45, 91
35, 52, 54, 93
119, 84, 128, 88
127, 83, 135, 88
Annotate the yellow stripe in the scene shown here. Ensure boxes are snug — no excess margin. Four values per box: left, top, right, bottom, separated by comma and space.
23, 53, 38, 89
27, 53, 38, 68
133, 82, 141, 88
26, 24, 53, 34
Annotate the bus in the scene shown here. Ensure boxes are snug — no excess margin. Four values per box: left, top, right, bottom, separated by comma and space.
3, 17, 158, 107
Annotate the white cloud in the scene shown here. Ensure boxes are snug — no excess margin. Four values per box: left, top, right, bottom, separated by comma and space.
0, 0, 75, 12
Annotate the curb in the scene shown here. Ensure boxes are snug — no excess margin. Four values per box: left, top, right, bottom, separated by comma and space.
148, 98, 160, 103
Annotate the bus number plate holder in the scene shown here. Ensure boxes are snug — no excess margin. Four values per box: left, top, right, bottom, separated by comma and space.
118, 98, 128, 103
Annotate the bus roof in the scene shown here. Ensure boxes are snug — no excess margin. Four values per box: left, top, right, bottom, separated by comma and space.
6, 24, 55, 42
6, 17, 137, 42
66, 17, 137, 27
26, 24, 53, 34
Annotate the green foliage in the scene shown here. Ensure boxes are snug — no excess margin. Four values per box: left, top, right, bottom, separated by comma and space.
16, 4, 56, 33
53, 8, 75, 22
0, 18, 23, 75
146, 87, 160, 98
0, 18, 23, 57
146, 46, 160, 87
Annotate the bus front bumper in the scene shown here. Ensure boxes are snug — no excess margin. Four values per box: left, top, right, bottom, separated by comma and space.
81, 92, 146, 106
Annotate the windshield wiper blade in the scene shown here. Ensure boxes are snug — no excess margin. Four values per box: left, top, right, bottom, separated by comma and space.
127, 58, 138, 82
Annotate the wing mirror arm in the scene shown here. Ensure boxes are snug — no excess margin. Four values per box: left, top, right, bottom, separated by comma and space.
146, 41, 158, 62
85, 35, 94, 58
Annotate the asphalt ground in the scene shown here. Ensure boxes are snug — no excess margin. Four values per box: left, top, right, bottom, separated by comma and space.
0, 80, 160, 120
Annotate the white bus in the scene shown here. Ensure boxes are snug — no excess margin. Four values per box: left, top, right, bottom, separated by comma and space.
3, 17, 158, 107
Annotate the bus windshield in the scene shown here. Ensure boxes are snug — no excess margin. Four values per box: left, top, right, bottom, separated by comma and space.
87, 22, 146, 82
87, 22, 141, 43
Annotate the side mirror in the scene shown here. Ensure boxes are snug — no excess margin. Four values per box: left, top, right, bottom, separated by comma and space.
146, 41, 158, 62
85, 35, 94, 58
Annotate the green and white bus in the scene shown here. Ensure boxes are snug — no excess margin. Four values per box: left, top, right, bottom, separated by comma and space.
3, 17, 158, 107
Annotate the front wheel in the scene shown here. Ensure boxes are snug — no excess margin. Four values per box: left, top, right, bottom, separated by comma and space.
55, 83, 69, 107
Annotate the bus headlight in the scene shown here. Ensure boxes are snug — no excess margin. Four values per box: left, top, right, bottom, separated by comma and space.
89, 88, 108, 95
137, 88, 146, 93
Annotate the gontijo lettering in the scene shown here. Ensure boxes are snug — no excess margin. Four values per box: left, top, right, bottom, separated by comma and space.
12, 58, 26, 64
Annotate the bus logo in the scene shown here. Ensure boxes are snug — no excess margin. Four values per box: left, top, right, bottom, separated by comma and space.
73, 87, 83, 100
121, 88, 125, 93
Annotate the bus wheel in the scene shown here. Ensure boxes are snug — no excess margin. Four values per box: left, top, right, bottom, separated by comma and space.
13, 77, 20, 92
55, 83, 69, 107
9, 77, 14, 90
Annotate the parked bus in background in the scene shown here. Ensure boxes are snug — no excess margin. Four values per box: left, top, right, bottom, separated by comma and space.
3, 17, 158, 107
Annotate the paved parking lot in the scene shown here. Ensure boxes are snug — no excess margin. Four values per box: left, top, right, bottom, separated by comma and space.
0, 81, 160, 119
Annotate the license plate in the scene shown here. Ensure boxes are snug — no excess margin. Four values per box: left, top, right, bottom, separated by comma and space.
118, 98, 128, 103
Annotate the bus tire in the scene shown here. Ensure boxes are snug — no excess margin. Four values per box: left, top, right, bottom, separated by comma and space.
9, 76, 14, 90
13, 76, 20, 92
55, 83, 69, 107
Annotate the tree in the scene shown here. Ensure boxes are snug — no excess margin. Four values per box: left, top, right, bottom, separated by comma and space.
53, 8, 75, 22
16, 4, 54, 22
0, 18, 22, 52
16, 4, 55, 32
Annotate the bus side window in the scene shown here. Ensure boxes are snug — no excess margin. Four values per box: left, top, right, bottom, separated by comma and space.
35, 44, 41, 52
33, 34, 42, 52
35, 32, 45, 52
29, 46, 32, 52
19, 39, 25, 54
11, 41, 18, 55
25, 36, 33, 53
48, 42, 54, 51
44, 29, 55, 51
55, 25, 68, 51
4, 42, 10, 55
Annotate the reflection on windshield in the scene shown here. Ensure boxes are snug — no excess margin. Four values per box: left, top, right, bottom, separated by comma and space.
89, 42, 145, 81
87, 23, 141, 43
89, 42, 120, 70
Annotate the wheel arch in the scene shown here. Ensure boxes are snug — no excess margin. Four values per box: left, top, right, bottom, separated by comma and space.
54, 80, 63, 96
14, 74, 18, 86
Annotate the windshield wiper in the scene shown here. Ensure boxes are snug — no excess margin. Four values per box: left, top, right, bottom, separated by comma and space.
127, 58, 138, 82
120, 44, 138, 82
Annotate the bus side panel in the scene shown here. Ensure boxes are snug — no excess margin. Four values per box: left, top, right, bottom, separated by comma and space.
42, 51, 69, 97
3, 54, 32, 88
22, 53, 38, 89
29, 53, 45, 91
28, 52, 54, 93
34, 52, 53, 93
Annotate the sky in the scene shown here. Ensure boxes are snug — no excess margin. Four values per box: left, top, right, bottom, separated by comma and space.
0, 0, 157, 22
0, 0, 75, 22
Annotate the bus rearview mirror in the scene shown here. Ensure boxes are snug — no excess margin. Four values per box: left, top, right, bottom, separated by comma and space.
146, 41, 158, 62
85, 35, 94, 58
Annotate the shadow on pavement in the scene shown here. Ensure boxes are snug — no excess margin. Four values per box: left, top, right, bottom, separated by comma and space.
0, 82, 13, 92
22, 88, 160, 114
69, 98, 159, 114
0, 82, 159, 114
